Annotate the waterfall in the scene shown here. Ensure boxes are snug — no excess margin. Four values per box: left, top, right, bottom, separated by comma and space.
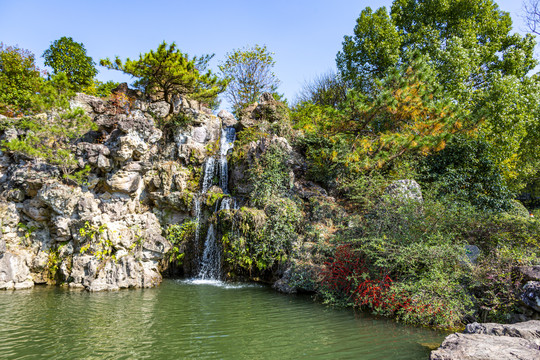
197, 223, 221, 280
220, 197, 232, 211
201, 157, 216, 194
192, 126, 237, 281
218, 127, 236, 193
193, 197, 202, 252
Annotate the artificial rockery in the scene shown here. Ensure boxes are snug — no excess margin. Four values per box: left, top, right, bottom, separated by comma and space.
0, 85, 315, 292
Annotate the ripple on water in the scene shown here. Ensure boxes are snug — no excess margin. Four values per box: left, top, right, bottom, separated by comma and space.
0, 280, 447, 359
179, 278, 263, 289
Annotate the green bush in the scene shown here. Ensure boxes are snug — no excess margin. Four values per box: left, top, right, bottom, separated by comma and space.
1, 107, 97, 175
317, 193, 540, 328
166, 221, 197, 265
418, 136, 514, 212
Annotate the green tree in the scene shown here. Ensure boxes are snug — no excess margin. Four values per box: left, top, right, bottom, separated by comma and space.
336, 7, 401, 93
337, 0, 540, 191
294, 54, 471, 181
0, 43, 44, 116
418, 136, 514, 212
43, 36, 97, 91
295, 70, 350, 108
100, 41, 226, 114
219, 44, 280, 111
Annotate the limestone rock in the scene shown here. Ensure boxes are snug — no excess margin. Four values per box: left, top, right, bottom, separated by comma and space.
465, 321, 540, 339
192, 126, 208, 143
76, 143, 111, 170
217, 110, 237, 127
77, 193, 100, 221
6, 162, 60, 197
22, 198, 50, 222
106, 171, 142, 194
37, 183, 81, 217
148, 101, 170, 118
517, 266, 540, 282
431, 321, 540, 360
384, 179, 423, 204
430, 333, 540, 360
69, 253, 163, 292
0, 253, 33, 290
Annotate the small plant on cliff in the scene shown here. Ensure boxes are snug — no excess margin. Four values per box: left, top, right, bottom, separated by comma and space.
1, 107, 97, 176
47, 249, 61, 283
79, 221, 110, 259
166, 221, 196, 265
100, 41, 227, 115
249, 143, 290, 206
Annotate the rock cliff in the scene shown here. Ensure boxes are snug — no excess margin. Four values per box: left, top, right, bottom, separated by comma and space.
0, 87, 222, 291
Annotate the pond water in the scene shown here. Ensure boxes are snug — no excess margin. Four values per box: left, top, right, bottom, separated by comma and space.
0, 279, 447, 359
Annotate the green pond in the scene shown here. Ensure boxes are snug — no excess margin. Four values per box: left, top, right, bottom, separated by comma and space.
0, 279, 447, 359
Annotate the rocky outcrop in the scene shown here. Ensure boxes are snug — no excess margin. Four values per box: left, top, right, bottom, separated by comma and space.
522, 282, 540, 313
237, 92, 289, 130
383, 179, 423, 204
430, 321, 540, 360
0, 89, 223, 291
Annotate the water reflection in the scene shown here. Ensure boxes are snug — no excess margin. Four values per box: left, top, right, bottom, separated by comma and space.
0, 280, 446, 359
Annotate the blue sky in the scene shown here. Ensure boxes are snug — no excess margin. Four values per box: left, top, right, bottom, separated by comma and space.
0, 0, 533, 108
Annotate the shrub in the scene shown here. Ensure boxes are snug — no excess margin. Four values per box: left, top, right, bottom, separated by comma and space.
166, 221, 197, 265
1, 107, 97, 175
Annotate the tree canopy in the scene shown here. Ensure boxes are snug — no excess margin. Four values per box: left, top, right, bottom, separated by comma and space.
100, 41, 227, 114
334, 0, 540, 191
0, 44, 44, 116
43, 36, 97, 91
219, 44, 280, 112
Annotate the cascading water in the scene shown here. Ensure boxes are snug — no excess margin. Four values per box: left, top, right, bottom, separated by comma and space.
201, 157, 216, 194
193, 157, 215, 253
218, 127, 236, 192
220, 197, 232, 211
193, 126, 237, 281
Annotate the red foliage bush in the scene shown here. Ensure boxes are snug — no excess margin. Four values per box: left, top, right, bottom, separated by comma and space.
321, 244, 450, 326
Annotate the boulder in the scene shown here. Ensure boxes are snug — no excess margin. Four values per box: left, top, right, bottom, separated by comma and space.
517, 266, 540, 282
217, 110, 237, 127
192, 126, 208, 143
431, 321, 540, 360
0, 253, 33, 290
148, 101, 170, 118
465, 321, 540, 339
430, 333, 540, 360
106, 171, 142, 194
383, 179, 423, 204
522, 282, 540, 312
69, 253, 163, 292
